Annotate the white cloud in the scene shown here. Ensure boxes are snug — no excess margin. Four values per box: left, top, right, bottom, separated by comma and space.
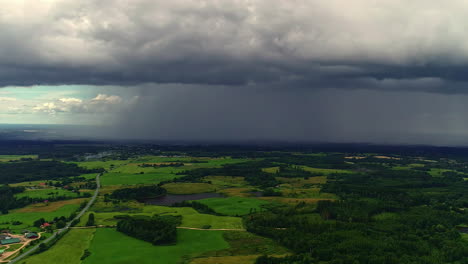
33, 94, 126, 115
0, 97, 16, 102
91, 94, 122, 104
59, 97, 83, 104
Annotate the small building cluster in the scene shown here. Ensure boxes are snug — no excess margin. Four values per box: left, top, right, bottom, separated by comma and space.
0, 237, 21, 245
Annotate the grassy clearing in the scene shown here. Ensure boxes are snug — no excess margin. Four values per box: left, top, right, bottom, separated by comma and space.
16, 198, 86, 213
203, 176, 247, 188
259, 197, 334, 205
190, 255, 260, 264
279, 187, 337, 199
80, 205, 244, 229
15, 188, 82, 199
428, 168, 455, 177
72, 160, 130, 170
162, 183, 218, 194
100, 171, 183, 186
198, 197, 271, 216
192, 231, 290, 264
0, 155, 37, 162
301, 166, 353, 175
218, 188, 257, 197
373, 212, 400, 221
262, 167, 280, 173
276, 176, 328, 186
83, 228, 229, 264
23, 228, 95, 264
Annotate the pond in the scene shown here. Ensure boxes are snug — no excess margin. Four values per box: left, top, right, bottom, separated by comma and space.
145, 193, 224, 206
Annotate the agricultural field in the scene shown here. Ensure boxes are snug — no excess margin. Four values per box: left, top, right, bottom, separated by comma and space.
191, 231, 290, 264
15, 188, 83, 200
83, 228, 229, 264
0, 199, 85, 232
162, 182, 218, 194
301, 166, 354, 175
197, 197, 272, 216
79, 205, 244, 229
100, 171, 183, 186
23, 229, 95, 264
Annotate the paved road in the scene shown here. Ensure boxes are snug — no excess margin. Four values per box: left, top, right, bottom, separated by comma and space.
9, 173, 101, 264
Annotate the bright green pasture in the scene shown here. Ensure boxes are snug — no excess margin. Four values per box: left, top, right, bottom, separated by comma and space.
0, 155, 37, 162
428, 168, 456, 177
23, 228, 95, 264
197, 197, 271, 216
83, 228, 229, 264
0, 204, 80, 233
134, 156, 249, 167
301, 166, 353, 175
72, 160, 130, 170
15, 189, 81, 199
79, 205, 243, 229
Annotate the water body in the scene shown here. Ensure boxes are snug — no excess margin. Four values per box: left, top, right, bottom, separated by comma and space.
145, 193, 224, 206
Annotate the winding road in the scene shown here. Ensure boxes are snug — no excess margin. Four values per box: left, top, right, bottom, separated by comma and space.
8, 173, 101, 264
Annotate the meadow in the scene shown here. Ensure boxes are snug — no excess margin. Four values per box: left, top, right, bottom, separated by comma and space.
0, 155, 37, 162
23, 229, 95, 264
162, 182, 218, 194
0, 199, 85, 232
79, 205, 244, 229
14, 188, 82, 199
83, 228, 229, 264
100, 171, 183, 186
197, 197, 272, 216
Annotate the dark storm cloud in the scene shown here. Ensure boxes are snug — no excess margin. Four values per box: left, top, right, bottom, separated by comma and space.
3, 0, 468, 93
105, 84, 468, 145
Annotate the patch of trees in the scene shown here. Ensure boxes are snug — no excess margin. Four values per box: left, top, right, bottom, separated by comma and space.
116, 215, 179, 245
139, 162, 184, 168
0, 160, 102, 184
274, 165, 320, 178
86, 213, 95, 226
0, 185, 28, 214
110, 185, 167, 201
176, 161, 279, 188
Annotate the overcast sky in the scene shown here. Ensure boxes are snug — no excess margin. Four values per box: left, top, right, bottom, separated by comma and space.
2, 0, 468, 145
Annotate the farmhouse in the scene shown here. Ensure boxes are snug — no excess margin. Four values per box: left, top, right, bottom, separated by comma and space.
1, 238, 21, 245
25, 232, 39, 239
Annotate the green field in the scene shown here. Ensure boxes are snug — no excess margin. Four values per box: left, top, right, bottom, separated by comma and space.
197, 197, 271, 216
100, 171, 183, 186
83, 228, 229, 264
0, 155, 37, 162
80, 205, 244, 229
428, 168, 456, 177
0, 201, 82, 233
301, 166, 354, 175
24, 229, 95, 264
15, 189, 82, 199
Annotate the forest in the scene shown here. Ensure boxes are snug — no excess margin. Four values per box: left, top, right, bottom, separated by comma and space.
0, 160, 101, 183
246, 165, 468, 264
110, 185, 167, 201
